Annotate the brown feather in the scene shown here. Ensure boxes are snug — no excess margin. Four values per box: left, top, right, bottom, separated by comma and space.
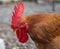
22, 13, 60, 49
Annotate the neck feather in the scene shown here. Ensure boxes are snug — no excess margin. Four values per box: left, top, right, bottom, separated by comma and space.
22, 16, 28, 23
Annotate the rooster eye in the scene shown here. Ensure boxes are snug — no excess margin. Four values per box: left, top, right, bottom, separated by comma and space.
16, 21, 25, 25
20, 22, 25, 25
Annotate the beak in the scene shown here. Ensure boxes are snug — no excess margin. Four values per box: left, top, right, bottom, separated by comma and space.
13, 29, 18, 33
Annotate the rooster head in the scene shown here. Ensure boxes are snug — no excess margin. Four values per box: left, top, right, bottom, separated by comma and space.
11, 2, 28, 43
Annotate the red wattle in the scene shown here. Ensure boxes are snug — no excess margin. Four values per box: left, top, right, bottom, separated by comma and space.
16, 28, 28, 43
19, 34, 28, 43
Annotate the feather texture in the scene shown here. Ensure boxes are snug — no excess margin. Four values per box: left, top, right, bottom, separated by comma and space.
24, 14, 60, 49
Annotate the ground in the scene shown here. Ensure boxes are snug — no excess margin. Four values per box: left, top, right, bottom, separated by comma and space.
0, 2, 60, 49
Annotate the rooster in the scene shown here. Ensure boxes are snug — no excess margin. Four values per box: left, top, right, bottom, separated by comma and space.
11, 2, 60, 49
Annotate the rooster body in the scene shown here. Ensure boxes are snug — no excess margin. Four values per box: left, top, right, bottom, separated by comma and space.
11, 3, 60, 49
23, 14, 60, 49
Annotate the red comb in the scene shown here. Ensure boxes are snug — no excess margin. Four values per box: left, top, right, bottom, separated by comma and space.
11, 2, 24, 29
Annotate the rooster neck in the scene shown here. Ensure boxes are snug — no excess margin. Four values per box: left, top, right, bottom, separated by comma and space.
22, 17, 27, 23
